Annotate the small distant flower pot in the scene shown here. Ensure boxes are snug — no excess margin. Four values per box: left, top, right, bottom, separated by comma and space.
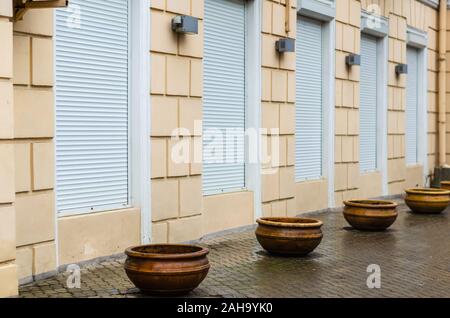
255, 217, 323, 256
343, 200, 398, 231
124, 244, 210, 296
405, 188, 450, 214
440, 181, 450, 191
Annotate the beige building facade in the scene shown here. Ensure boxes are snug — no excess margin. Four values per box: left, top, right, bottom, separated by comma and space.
0, 0, 449, 297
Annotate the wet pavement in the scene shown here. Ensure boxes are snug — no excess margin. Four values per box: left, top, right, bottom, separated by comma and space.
19, 202, 450, 298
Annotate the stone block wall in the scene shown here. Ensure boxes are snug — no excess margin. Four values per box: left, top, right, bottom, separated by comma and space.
261, 0, 297, 217
333, 0, 438, 203
0, 0, 17, 298
13, 9, 57, 284
150, 0, 204, 243
0, 0, 444, 298
334, 0, 362, 205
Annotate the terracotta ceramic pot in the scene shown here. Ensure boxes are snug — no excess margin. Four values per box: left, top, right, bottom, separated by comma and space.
343, 200, 398, 231
255, 217, 323, 256
405, 188, 450, 214
124, 244, 210, 296
440, 181, 450, 190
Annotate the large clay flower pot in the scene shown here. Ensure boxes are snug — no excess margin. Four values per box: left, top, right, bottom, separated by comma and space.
405, 188, 450, 214
440, 181, 450, 190
124, 244, 210, 296
255, 217, 323, 256
343, 200, 398, 231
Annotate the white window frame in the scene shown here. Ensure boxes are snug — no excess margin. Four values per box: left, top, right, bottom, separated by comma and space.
54, 0, 151, 243
54, 1, 132, 217
297, 0, 335, 207
245, 0, 262, 220
202, 0, 261, 211
203, 0, 248, 196
130, 0, 151, 244
360, 10, 389, 196
406, 26, 428, 184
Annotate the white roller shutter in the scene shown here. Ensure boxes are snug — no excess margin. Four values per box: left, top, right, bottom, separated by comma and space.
406, 47, 419, 165
55, 0, 130, 214
295, 17, 323, 181
360, 34, 378, 172
203, 0, 246, 195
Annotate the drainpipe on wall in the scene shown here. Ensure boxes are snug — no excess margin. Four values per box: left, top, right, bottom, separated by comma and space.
438, 0, 447, 167
432, 0, 450, 187
285, 0, 291, 34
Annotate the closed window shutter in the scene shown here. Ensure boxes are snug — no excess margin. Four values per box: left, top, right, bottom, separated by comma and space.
55, 0, 129, 213
406, 47, 419, 165
203, 0, 246, 195
360, 34, 378, 172
295, 17, 323, 181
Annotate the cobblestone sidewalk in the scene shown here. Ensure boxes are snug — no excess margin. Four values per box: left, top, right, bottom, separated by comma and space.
19, 203, 450, 298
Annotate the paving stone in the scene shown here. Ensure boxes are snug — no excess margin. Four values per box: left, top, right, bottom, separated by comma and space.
18, 202, 450, 298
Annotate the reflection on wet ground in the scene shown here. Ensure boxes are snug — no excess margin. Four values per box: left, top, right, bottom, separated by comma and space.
20, 203, 450, 298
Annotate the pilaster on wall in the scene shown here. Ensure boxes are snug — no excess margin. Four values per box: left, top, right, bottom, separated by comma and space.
385, 2, 408, 194
334, 0, 362, 205
379, 0, 438, 192
12, 9, 57, 284
445, 9, 450, 163
150, 0, 204, 243
261, 0, 297, 217
419, 1, 438, 181
0, 1, 18, 298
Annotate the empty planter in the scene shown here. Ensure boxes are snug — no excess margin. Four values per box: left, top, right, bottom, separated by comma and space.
405, 188, 450, 214
255, 217, 323, 256
343, 200, 398, 231
124, 244, 210, 296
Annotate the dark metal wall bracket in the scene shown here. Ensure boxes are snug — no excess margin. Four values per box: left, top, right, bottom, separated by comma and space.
13, 0, 68, 22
